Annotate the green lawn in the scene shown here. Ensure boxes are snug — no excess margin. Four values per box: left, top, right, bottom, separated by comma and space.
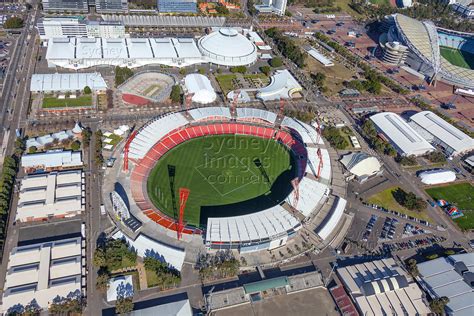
440, 46, 474, 70
425, 182, 474, 230
215, 74, 237, 95
42, 95, 93, 108
146, 269, 159, 288
146, 135, 296, 227
367, 186, 432, 222
369, 0, 389, 5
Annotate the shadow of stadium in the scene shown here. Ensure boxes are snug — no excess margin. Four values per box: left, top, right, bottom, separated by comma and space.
198, 167, 297, 226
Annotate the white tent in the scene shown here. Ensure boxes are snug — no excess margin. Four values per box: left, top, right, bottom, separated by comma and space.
419, 169, 456, 185
184, 74, 217, 104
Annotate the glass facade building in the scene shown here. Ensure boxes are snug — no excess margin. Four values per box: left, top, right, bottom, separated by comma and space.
158, 0, 197, 13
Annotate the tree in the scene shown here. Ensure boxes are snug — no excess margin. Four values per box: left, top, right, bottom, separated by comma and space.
96, 272, 110, 292
230, 66, 247, 74
215, 4, 229, 15
260, 65, 271, 76
83, 86, 92, 94
28, 146, 37, 154
170, 85, 182, 103
93, 248, 107, 267
70, 140, 81, 151
82, 127, 92, 147
198, 67, 206, 75
4, 16, 23, 29
392, 188, 426, 211
270, 57, 283, 68
424, 151, 446, 163
429, 297, 449, 314
406, 259, 419, 277
115, 297, 134, 315
115, 66, 134, 87
426, 253, 439, 260
179, 68, 187, 75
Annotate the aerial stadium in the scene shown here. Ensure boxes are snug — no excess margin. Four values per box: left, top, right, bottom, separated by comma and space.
379, 14, 474, 89
107, 107, 351, 254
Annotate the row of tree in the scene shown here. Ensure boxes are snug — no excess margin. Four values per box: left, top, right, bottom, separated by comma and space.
361, 120, 397, 156
0, 138, 24, 251
265, 28, 306, 68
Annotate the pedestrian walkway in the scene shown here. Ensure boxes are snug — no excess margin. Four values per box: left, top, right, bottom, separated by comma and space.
136, 258, 148, 290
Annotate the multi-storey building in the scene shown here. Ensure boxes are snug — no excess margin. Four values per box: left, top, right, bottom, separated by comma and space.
37, 17, 125, 40
254, 0, 287, 16
158, 0, 197, 13
94, 0, 128, 12
42, 0, 89, 12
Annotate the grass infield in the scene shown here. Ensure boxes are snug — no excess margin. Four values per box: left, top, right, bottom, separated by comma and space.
42, 95, 92, 108
440, 46, 474, 70
146, 135, 296, 227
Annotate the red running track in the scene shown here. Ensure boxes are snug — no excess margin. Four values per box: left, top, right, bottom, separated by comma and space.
130, 122, 306, 236
122, 93, 150, 106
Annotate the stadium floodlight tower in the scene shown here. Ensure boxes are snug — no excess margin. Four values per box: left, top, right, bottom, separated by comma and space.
123, 130, 138, 172
185, 93, 194, 111
291, 178, 300, 207
231, 89, 240, 119
177, 187, 190, 240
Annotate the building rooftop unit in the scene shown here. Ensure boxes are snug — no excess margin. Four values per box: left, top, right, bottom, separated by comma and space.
1, 234, 84, 314
16, 170, 85, 222
409, 110, 474, 156
370, 112, 434, 156
337, 258, 431, 316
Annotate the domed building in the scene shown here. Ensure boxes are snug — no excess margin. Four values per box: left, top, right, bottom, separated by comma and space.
198, 28, 258, 66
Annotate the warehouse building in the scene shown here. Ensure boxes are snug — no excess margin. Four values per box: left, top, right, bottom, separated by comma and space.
30, 73, 107, 93
370, 112, 434, 156
409, 111, 474, 156
16, 170, 85, 222
46, 28, 257, 70
21, 150, 83, 173
337, 258, 431, 315
1, 222, 85, 314
417, 253, 474, 315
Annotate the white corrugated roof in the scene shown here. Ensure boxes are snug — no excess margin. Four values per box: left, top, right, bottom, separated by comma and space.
30, 73, 107, 92
410, 111, 474, 155
370, 112, 434, 156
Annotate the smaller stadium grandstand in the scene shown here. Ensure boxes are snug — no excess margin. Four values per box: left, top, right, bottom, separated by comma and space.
119, 72, 175, 105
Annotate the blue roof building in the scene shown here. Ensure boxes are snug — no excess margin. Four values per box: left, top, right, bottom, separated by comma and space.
158, 0, 197, 13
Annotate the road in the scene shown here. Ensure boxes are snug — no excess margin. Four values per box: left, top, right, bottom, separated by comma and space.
0, 2, 40, 300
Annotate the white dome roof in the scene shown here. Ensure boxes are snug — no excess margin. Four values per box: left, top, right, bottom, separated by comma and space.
340, 152, 381, 178
198, 28, 257, 66
184, 74, 217, 104
419, 169, 456, 185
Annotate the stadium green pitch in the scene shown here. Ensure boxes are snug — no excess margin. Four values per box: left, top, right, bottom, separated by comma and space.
146, 135, 297, 227
440, 46, 474, 70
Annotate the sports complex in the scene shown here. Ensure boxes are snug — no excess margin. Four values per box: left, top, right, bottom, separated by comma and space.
381, 14, 474, 89
110, 107, 351, 253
